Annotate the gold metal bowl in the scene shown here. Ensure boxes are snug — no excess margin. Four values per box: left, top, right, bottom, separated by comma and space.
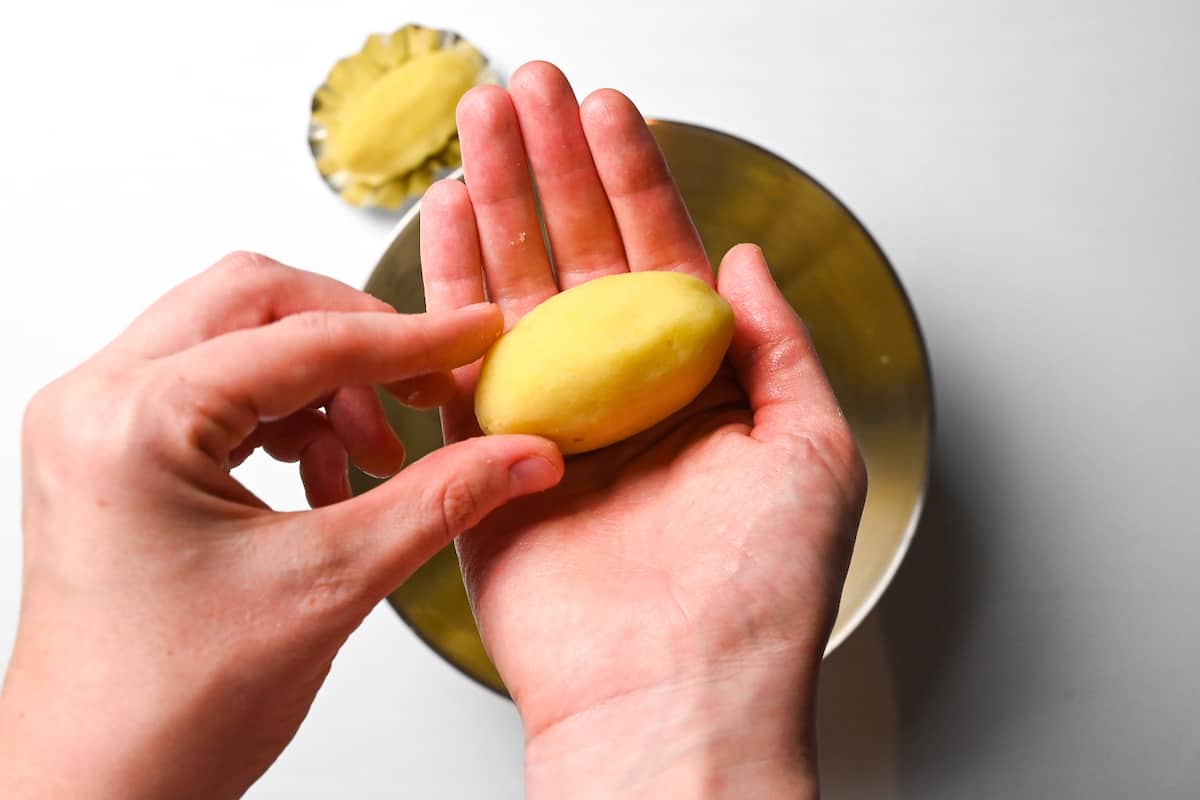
356, 120, 933, 695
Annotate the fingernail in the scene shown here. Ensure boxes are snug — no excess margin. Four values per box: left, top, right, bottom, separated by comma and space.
509, 456, 559, 495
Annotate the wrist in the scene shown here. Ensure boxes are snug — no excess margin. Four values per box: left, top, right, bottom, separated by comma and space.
0, 639, 257, 800
522, 654, 818, 799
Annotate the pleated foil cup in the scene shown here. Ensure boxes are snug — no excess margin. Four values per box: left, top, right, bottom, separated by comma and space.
309, 25, 499, 210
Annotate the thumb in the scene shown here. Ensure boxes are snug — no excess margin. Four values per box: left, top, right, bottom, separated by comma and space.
312, 434, 563, 599
717, 243, 842, 438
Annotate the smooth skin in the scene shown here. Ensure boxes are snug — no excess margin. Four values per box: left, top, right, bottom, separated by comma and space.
0, 62, 865, 799
426, 62, 866, 798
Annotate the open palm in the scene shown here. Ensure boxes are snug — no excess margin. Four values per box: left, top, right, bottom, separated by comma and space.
419, 63, 867, 756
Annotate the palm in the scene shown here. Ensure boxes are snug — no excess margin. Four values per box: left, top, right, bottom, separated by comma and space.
421, 63, 865, 735
461, 378, 857, 732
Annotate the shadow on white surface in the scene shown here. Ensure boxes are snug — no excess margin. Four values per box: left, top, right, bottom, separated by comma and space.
817, 454, 1000, 798
817, 613, 900, 799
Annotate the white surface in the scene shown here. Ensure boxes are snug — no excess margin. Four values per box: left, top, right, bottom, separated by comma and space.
2, 1, 1198, 797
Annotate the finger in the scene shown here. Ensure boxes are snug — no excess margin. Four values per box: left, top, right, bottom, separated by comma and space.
172, 304, 503, 458
326, 387, 406, 478
299, 433, 351, 508
311, 434, 563, 598
457, 85, 557, 321
257, 410, 351, 508
580, 89, 712, 283
439, 363, 485, 445
418, 179, 490, 441
508, 62, 627, 288
114, 251, 394, 359
228, 432, 260, 469
383, 371, 456, 409
716, 244, 842, 438
420, 179, 486, 312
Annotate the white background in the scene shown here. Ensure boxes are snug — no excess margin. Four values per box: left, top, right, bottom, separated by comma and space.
2, 1, 1198, 797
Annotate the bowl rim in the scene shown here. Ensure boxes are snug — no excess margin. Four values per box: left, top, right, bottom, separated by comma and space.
369, 117, 935, 696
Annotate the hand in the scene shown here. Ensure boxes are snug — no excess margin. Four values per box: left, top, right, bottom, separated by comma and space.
422, 63, 868, 798
0, 253, 564, 799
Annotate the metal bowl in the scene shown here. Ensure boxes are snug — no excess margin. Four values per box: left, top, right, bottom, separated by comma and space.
356, 120, 933, 695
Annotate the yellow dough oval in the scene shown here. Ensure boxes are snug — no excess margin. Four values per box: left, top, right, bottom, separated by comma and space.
475, 271, 735, 454
327, 42, 483, 184
308, 26, 497, 209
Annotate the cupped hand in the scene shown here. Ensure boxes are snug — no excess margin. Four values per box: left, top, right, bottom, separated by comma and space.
422, 63, 868, 797
0, 253, 563, 799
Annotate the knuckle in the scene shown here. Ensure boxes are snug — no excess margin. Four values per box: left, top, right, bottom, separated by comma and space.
287, 310, 342, 341
22, 382, 63, 446
289, 310, 369, 363
23, 362, 242, 496
750, 333, 811, 375
209, 251, 290, 299
151, 370, 256, 463
148, 372, 213, 458
28, 367, 154, 480
212, 250, 277, 277
91, 368, 224, 471
433, 478, 483, 538
206, 251, 286, 313
98, 370, 174, 468
284, 311, 351, 360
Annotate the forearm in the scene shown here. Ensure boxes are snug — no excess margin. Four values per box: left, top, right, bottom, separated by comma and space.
0, 687, 117, 799
523, 661, 819, 799
0, 659, 251, 800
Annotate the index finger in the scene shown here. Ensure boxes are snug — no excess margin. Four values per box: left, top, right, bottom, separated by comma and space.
169, 303, 503, 458
114, 251, 395, 359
